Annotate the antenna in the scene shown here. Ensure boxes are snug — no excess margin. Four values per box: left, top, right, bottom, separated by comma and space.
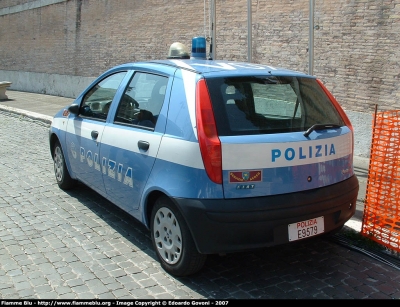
210, 0, 216, 60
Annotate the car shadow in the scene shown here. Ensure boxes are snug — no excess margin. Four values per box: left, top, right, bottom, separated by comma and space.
60, 182, 390, 299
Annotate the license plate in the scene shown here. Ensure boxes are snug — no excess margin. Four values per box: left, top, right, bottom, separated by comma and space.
288, 216, 324, 241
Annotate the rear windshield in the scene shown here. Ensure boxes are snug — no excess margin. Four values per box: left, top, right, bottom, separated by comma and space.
206, 76, 345, 136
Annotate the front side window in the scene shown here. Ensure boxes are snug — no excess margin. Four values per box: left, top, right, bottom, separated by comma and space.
206, 76, 345, 136
80, 71, 127, 120
114, 72, 168, 129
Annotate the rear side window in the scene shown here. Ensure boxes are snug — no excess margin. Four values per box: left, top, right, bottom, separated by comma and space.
206, 76, 345, 136
114, 72, 168, 129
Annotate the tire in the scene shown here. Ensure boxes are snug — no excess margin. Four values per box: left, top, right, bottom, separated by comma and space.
150, 196, 207, 276
53, 141, 76, 190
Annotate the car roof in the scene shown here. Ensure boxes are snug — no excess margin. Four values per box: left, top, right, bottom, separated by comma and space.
111, 60, 312, 78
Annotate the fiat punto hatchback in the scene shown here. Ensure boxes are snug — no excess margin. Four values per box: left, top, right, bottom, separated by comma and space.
49, 59, 359, 276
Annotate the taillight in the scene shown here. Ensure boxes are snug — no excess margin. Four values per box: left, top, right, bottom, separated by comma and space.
317, 79, 354, 153
195, 79, 222, 184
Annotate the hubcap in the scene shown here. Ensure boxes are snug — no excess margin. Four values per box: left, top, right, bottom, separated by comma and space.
153, 207, 182, 264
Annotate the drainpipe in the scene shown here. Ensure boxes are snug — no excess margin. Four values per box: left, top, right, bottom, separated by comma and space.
309, 0, 315, 75
248, 0, 252, 62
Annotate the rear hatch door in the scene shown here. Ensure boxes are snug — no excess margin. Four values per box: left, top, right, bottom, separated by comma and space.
206, 75, 354, 198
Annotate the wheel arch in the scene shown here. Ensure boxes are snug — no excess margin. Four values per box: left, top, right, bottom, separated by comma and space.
49, 133, 77, 182
145, 190, 207, 276
49, 133, 60, 158
144, 190, 165, 229
143, 191, 188, 231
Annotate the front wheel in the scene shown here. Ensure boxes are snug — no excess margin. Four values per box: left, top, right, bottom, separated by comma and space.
150, 196, 207, 276
53, 140, 76, 190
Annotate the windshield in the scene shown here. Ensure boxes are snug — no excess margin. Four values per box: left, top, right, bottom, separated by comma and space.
206, 76, 345, 136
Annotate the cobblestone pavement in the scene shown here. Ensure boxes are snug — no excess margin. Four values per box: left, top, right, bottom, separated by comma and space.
0, 111, 399, 300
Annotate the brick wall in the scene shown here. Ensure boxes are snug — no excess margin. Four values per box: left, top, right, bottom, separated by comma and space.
0, 0, 399, 114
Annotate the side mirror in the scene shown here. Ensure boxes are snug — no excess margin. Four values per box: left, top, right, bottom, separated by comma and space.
68, 104, 80, 115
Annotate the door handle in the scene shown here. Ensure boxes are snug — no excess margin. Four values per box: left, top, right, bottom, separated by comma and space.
138, 140, 149, 151
91, 130, 99, 139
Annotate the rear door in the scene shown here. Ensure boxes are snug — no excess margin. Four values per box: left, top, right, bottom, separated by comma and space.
99, 71, 171, 213
206, 75, 354, 198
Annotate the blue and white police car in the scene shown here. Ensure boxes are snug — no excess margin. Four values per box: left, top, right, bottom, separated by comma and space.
49, 56, 359, 276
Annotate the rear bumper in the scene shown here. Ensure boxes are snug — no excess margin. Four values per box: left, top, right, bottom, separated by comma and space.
173, 175, 359, 254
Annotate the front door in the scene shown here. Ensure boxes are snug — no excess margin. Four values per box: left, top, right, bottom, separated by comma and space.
65, 71, 128, 194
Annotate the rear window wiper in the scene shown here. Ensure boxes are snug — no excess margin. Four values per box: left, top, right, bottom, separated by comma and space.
303, 123, 341, 137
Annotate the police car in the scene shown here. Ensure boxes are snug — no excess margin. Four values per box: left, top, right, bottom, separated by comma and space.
49, 54, 359, 276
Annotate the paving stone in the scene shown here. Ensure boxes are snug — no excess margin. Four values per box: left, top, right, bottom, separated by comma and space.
108, 268, 126, 278
66, 278, 84, 288
33, 284, 53, 294
71, 284, 90, 294
138, 278, 158, 288
0, 282, 13, 290
78, 272, 96, 282
129, 288, 151, 298
375, 282, 399, 295
17, 288, 35, 298
6, 269, 23, 277
88, 283, 109, 296
9, 274, 29, 284
105, 281, 123, 291
155, 293, 175, 299
54, 285, 73, 296
147, 285, 167, 295
14, 281, 31, 291
112, 288, 131, 298
1, 111, 400, 299
58, 293, 76, 299
97, 292, 117, 299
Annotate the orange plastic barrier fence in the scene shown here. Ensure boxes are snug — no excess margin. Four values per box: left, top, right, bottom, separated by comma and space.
361, 110, 400, 253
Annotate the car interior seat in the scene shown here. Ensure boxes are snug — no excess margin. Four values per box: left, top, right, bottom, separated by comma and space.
132, 109, 155, 128
150, 79, 167, 113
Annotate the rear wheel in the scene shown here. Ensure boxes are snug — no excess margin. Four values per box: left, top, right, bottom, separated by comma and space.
53, 141, 76, 190
150, 196, 207, 276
